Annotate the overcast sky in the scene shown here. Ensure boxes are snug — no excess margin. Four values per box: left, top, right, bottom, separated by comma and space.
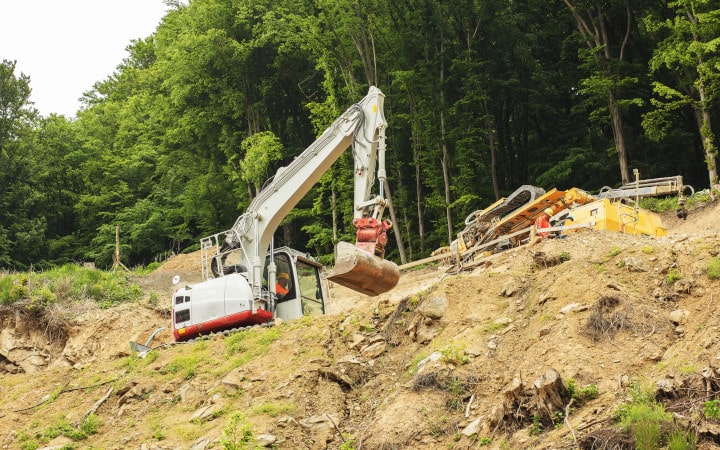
0, 0, 169, 118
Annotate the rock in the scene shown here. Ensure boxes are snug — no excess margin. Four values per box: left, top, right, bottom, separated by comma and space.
361, 340, 387, 359
189, 404, 222, 423
461, 417, 482, 436
348, 333, 366, 349
418, 292, 448, 320
298, 413, 338, 430
494, 317, 513, 326
222, 370, 244, 390
560, 303, 580, 314
118, 385, 151, 406
255, 434, 277, 447
416, 351, 442, 374
669, 309, 689, 325
622, 256, 647, 272
189, 436, 210, 450
178, 382, 204, 407
500, 281, 518, 297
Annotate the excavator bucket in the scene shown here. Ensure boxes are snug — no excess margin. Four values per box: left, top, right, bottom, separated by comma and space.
327, 241, 400, 296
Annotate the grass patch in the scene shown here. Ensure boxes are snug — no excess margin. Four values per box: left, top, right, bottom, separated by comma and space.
224, 326, 283, 366
0, 264, 142, 310
439, 343, 470, 365
614, 380, 675, 450
707, 257, 720, 280
249, 401, 295, 417
665, 268, 683, 284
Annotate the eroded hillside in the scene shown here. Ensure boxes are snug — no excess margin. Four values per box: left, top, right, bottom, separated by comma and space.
1, 200, 719, 450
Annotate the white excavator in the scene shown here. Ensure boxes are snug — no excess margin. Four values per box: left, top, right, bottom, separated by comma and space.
171, 87, 400, 342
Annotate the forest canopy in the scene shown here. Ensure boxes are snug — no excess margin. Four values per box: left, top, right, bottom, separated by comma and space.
0, 0, 718, 270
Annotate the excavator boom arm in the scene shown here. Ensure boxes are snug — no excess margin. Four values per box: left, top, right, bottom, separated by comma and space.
215, 86, 397, 296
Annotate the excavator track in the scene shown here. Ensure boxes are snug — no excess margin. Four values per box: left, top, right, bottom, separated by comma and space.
476, 185, 546, 222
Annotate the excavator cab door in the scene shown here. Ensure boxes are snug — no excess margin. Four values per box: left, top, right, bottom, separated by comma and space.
268, 249, 326, 322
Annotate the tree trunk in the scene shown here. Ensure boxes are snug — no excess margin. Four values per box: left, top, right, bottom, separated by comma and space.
483, 97, 501, 200
383, 182, 407, 264
563, 0, 633, 185
609, 93, 631, 184
696, 77, 718, 187
438, 1, 454, 245
331, 180, 338, 256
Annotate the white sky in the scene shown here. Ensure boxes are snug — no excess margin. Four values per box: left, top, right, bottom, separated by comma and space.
0, 0, 169, 118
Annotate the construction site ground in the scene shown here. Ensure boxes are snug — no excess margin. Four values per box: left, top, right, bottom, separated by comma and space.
1, 199, 719, 449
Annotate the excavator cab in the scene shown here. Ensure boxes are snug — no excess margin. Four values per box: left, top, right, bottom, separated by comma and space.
265, 247, 326, 322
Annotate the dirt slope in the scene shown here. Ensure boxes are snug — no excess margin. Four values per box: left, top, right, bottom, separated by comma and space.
0, 200, 719, 450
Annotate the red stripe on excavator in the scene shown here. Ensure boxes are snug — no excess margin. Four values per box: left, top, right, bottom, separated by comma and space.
173, 309, 273, 342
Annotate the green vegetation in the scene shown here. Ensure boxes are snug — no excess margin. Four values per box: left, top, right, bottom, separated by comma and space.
0, 264, 142, 309
640, 191, 714, 214
1, 0, 718, 272
18, 414, 101, 449
225, 326, 283, 367
704, 399, 720, 419
439, 343, 470, 365
529, 415, 543, 435
249, 402, 295, 417
220, 412, 254, 450
707, 257, 720, 280
609, 246, 622, 257
614, 381, 678, 450
565, 379, 599, 403
666, 268, 683, 284
339, 436, 357, 450
641, 246, 655, 254
667, 429, 698, 450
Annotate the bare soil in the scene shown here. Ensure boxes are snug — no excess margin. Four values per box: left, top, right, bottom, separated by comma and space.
0, 200, 719, 449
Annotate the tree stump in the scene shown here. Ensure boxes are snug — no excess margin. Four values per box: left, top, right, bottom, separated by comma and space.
534, 368, 570, 423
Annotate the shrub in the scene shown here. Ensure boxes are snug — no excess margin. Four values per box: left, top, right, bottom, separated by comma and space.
665, 268, 683, 284
667, 428, 698, 450
221, 413, 254, 450
704, 399, 720, 419
708, 257, 720, 280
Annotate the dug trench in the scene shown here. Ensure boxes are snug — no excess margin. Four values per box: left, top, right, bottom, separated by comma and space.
0, 200, 719, 449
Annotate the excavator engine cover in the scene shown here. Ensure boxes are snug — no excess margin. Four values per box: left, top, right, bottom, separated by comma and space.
327, 241, 400, 296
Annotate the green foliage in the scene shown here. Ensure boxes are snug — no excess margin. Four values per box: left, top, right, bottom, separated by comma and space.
439, 343, 470, 365
477, 436, 493, 446
238, 131, 284, 193
1, 0, 717, 274
0, 264, 142, 309
614, 380, 673, 449
609, 246, 622, 257
339, 436, 356, 450
707, 257, 720, 280
666, 268, 683, 284
221, 412, 255, 450
704, 399, 720, 419
565, 379, 599, 403
667, 428, 698, 450
529, 415, 543, 435
250, 402, 295, 417
225, 326, 282, 365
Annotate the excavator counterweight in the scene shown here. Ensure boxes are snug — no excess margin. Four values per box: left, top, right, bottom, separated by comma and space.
327, 242, 400, 296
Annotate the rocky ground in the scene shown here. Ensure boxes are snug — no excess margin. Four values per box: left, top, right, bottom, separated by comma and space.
0, 199, 719, 449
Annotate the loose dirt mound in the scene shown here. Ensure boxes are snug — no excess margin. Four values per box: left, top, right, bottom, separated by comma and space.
0, 200, 719, 449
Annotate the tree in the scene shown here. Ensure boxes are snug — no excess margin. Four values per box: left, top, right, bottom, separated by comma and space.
563, 0, 644, 184
643, 0, 720, 188
0, 60, 43, 269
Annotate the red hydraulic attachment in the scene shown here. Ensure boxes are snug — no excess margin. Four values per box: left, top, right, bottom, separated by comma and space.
354, 217, 393, 258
